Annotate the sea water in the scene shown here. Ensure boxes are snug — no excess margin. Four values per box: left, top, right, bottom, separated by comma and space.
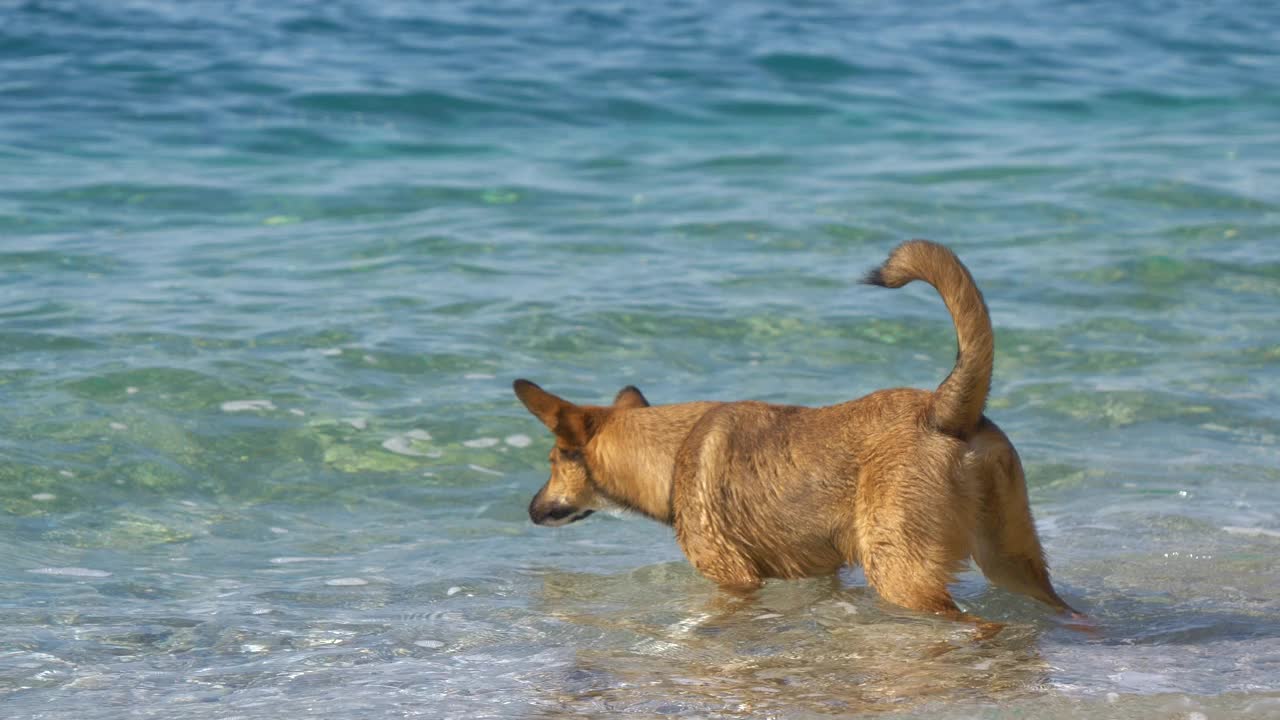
2, 1, 1279, 717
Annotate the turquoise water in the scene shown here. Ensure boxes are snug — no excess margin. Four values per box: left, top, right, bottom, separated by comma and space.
3, 1, 1280, 717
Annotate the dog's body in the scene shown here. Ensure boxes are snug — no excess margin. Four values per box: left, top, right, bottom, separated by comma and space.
515, 240, 1075, 620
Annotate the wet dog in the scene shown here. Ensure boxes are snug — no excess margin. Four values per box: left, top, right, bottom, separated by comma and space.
514, 240, 1076, 622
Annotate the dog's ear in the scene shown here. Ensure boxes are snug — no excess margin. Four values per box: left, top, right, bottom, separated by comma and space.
514, 379, 568, 429
513, 379, 592, 445
613, 385, 650, 410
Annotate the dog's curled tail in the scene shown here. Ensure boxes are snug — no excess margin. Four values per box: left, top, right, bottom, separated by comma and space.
863, 240, 993, 437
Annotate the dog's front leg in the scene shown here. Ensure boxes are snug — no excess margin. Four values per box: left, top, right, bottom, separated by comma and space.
675, 520, 763, 593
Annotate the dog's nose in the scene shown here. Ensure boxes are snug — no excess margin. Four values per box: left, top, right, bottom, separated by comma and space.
530, 499, 571, 524
529, 499, 589, 525
527, 497, 568, 525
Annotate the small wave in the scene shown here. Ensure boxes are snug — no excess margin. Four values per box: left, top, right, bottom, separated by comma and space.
288, 89, 505, 124
709, 98, 837, 118
755, 52, 862, 82
220, 399, 276, 412
27, 567, 112, 578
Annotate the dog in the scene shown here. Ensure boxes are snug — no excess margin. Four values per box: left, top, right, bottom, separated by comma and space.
513, 240, 1077, 622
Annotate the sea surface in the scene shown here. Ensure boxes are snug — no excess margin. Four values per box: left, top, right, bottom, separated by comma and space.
2, 1, 1279, 718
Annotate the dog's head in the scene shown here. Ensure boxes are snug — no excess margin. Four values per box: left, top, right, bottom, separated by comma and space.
513, 379, 649, 527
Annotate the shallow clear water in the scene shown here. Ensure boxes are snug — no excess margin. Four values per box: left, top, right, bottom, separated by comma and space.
3, 1, 1280, 717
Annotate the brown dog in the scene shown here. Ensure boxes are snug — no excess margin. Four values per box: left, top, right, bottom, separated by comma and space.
514, 240, 1076, 621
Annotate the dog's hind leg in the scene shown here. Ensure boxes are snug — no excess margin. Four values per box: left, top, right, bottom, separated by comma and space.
968, 421, 1077, 615
853, 469, 972, 618
862, 549, 961, 616
858, 526, 966, 616
857, 520, 1007, 639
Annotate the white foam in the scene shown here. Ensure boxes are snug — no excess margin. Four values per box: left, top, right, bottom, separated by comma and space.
28, 567, 112, 578
288, 408, 306, 416
109, 422, 128, 431
381, 433, 436, 457
1108, 669, 1175, 692
447, 586, 461, 596
467, 464, 503, 476
58, 470, 75, 478
415, 639, 445, 649
320, 348, 343, 356
668, 611, 712, 638
344, 417, 368, 430
325, 577, 368, 587
1223, 525, 1280, 538
463, 437, 499, 448
269, 527, 289, 535
504, 434, 532, 448
464, 373, 496, 380
126, 386, 139, 395
406, 429, 432, 441
269, 557, 334, 564
220, 400, 276, 413
833, 601, 858, 615
30, 493, 56, 502
67, 674, 112, 690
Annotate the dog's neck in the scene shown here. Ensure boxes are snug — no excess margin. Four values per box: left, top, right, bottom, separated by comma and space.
587, 402, 721, 525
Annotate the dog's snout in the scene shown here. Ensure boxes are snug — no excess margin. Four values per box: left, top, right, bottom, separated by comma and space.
529, 496, 592, 526
529, 500, 574, 524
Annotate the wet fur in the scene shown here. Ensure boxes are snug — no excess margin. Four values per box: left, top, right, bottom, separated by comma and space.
515, 240, 1076, 622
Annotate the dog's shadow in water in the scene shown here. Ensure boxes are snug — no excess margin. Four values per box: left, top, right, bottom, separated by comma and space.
523, 563, 1064, 716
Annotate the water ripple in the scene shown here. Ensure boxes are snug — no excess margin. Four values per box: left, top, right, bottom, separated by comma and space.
3, 0, 1280, 717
